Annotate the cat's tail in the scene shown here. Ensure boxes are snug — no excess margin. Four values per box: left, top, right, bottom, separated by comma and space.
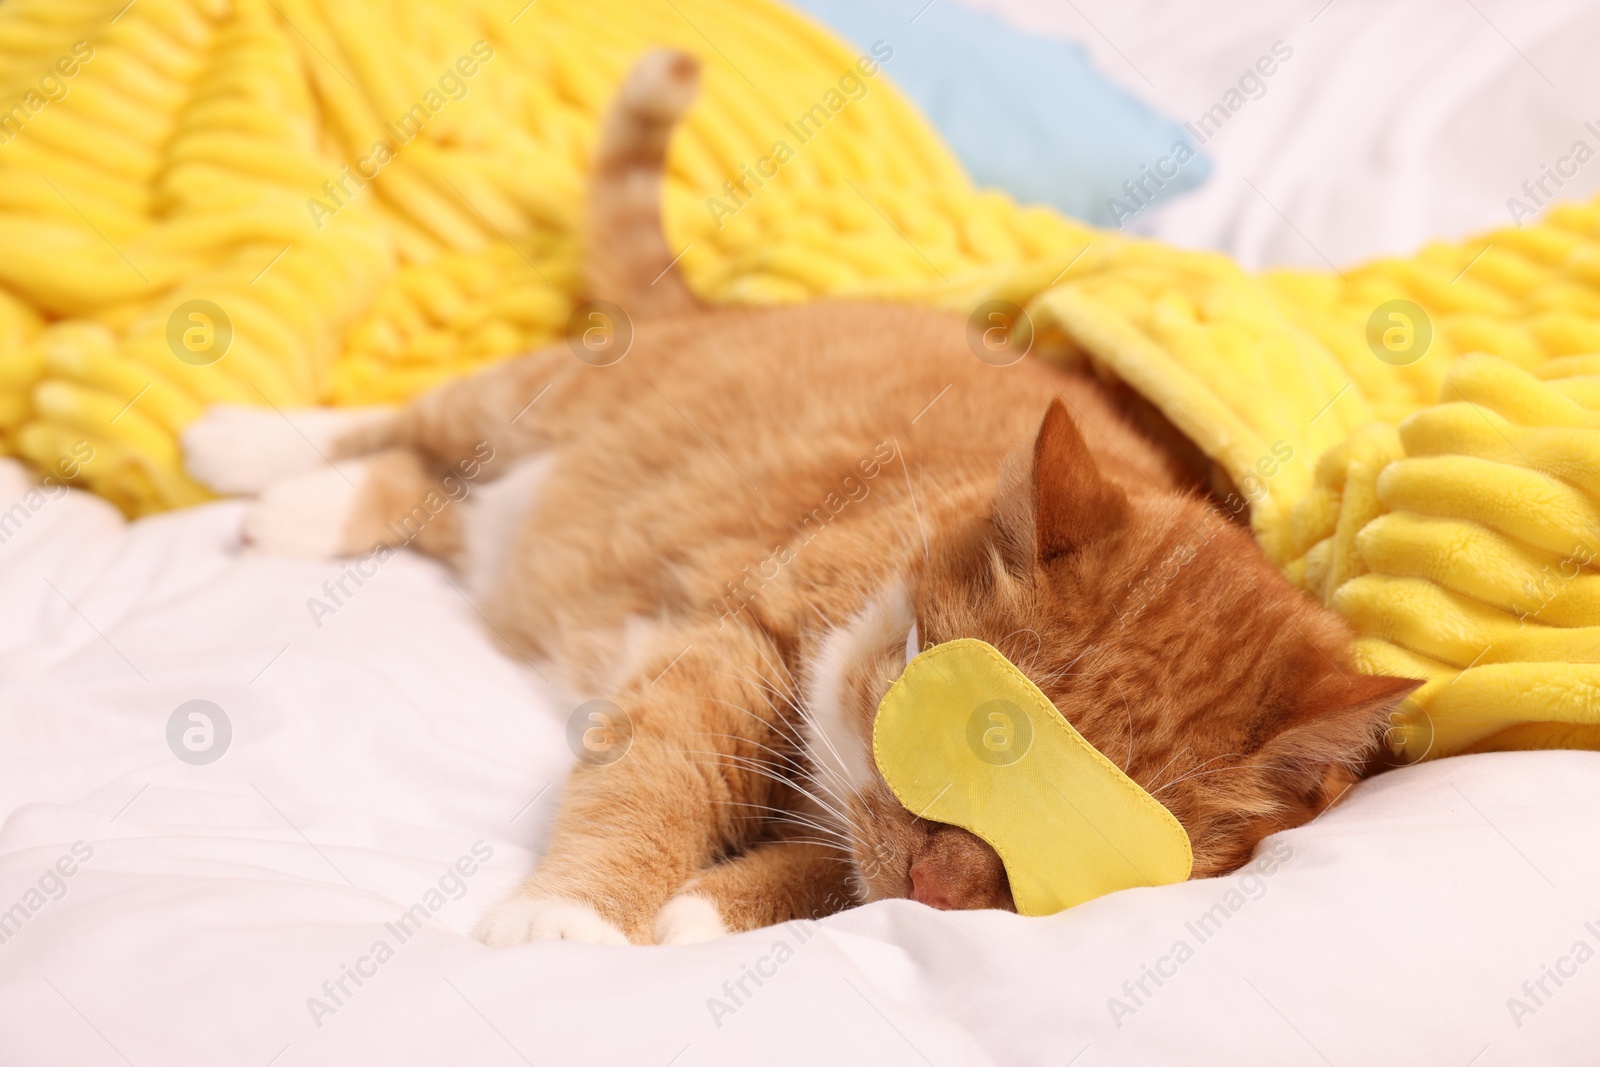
584, 49, 702, 317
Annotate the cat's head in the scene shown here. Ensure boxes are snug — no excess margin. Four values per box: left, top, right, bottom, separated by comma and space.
803, 400, 1419, 911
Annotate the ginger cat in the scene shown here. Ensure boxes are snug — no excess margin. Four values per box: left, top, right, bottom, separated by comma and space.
183, 50, 1419, 946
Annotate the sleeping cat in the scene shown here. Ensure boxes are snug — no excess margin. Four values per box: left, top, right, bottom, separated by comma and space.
183, 50, 1419, 946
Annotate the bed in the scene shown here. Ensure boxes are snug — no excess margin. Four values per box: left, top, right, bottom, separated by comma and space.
3, 1, 1597, 1063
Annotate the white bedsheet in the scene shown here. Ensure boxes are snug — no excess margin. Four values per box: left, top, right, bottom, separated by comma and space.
967, 0, 1600, 269
2, 466, 1595, 1065
6, 3, 1600, 1064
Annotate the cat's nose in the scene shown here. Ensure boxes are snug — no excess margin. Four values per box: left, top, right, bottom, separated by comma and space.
908, 859, 959, 910
904, 825, 1015, 912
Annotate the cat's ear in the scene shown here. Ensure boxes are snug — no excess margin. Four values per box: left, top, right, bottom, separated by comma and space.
1250, 672, 1422, 809
1033, 398, 1129, 564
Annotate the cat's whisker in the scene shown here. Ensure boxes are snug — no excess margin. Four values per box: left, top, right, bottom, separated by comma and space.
683, 747, 798, 782
715, 799, 844, 831
805, 599, 840, 637
711, 801, 851, 842
708, 667, 803, 722
701, 636, 803, 708
999, 627, 1044, 675
806, 764, 857, 812
1151, 764, 1257, 796
892, 446, 930, 565
1159, 747, 1242, 784
796, 706, 867, 805
691, 691, 863, 812
697, 692, 807, 754
1110, 677, 1135, 774
712, 658, 790, 705
683, 751, 858, 827
755, 656, 867, 808
840, 576, 898, 635
1135, 748, 1189, 801
1150, 752, 1248, 796
684, 752, 808, 801
777, 825, 854, 845
705, 662, 799, 720
1051, 643, 1100, 681
740, 645, 805, 705
763, 836, 856, 852
802, 758, 858, 814
695, 727, 809, 778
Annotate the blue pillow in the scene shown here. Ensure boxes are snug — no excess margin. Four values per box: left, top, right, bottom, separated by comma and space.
785, 0, 1210, 228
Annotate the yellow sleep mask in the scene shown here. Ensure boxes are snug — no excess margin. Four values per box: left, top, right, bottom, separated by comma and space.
872, 638, 1193, 916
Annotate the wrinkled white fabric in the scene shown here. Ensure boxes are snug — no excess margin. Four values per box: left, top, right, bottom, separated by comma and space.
967, 0, 1600, 270
6, 2, 1600, 1061
2, 462, 1593, 1066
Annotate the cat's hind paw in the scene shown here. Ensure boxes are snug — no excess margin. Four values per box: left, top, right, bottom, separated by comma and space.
183, 404, 392, 495
241, 462, 369, 558
472, 894, 630, 947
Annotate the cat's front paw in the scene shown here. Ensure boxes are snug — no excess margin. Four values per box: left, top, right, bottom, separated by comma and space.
472, 894, 631, 947
653, 892, 728, 944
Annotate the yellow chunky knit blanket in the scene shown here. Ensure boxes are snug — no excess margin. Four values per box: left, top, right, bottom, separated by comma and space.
2, 0, 1597, 761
